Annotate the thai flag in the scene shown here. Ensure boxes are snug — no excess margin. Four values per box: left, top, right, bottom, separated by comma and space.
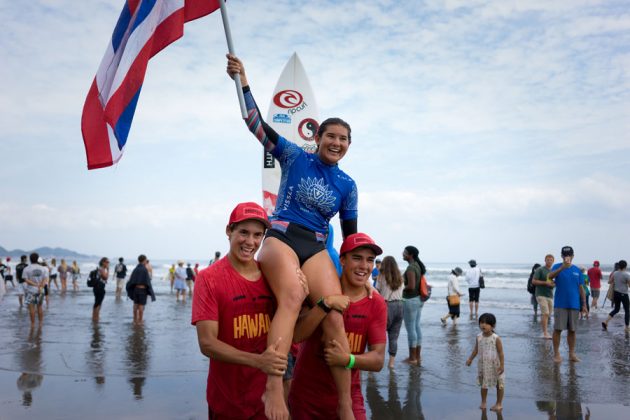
81, 0, 220, 169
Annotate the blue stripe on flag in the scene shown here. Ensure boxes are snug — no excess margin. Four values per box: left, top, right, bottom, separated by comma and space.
111, 2, 133, 53
114, 87, 142, 150
131, 0, 158, 34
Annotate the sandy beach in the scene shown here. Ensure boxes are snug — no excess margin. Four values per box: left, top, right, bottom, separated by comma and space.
1, 270, 629, 419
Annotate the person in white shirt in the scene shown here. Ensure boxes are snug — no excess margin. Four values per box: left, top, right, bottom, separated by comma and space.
22, 253, 49, 326
466, 259, 482, 318
441, 267, 465, 325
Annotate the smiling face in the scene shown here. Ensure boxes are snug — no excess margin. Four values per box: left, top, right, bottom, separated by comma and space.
315, 123, 350, 165
340, 247, 377, 289
226, 220, 266, 265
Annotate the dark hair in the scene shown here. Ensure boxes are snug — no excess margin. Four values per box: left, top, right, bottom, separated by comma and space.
119, 257, 124, 263
29, 253, 39, 264
614, 262, 620, 271
404, 246, 427, 276
98, 257, 109, 267
317, 117, 352, 143
138, 254, 147, 264
21, 255, 27, 262
215, 251, 221, 258
619, 260, 628, 270
527, 263, 541, 285
380, 256, 403, 291
479, 313, 497, 328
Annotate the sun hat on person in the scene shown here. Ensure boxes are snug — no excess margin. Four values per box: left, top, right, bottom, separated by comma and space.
453, 267, 464, 276
468, 259, 477, 267
339, 233, 383, 256
228, 202, 271, 228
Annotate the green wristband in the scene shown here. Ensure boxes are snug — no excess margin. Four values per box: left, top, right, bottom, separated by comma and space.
345, 354, 355, 370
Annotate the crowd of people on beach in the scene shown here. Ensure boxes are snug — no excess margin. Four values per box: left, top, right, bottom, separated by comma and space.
3, 52, 630, 419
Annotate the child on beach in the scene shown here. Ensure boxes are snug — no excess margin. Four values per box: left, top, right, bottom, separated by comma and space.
466, 313, 505, 412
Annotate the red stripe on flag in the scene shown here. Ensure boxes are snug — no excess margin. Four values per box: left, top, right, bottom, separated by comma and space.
81, 80, 114, 169
184, 0, 220, 21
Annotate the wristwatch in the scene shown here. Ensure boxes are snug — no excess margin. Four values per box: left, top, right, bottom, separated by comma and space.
317, 297, 331, 313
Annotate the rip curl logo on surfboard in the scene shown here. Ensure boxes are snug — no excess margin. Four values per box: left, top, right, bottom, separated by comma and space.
274, 90, 303, 108
298, 118, 318, 141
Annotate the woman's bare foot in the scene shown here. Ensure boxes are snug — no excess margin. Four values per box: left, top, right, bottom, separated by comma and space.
569, 354, 581, 362
553, 354, 562, 363
479, 403, 487, 409
490, 404, 503, 412
403, 358, 418, 365
388, 357, 395, 369
262, 386, 289, 420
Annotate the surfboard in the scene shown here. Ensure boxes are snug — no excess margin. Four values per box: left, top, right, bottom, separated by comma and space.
262, 53, 320, 216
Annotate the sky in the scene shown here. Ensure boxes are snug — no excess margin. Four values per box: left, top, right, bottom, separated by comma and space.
1, 0, 629, 264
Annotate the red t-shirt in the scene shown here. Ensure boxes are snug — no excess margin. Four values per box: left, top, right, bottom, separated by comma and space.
587, 267, 602, 289
288, 293, 387, 420
191, 257, 275, 419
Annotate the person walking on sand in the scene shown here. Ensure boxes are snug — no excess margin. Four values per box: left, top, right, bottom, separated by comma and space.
168, 263, 175, 292
186, 263, 195, 297
466, 259, 482, 318
15, 255, 28, 307
401, 246, 426, 366
58, 259, 69, 292
548, 246, 588, 363
466, 313, 505, 412
527, 264, 541, 316
174, 260, 187, 302
23, 253, 49, 327
71, 261, 80, 292
227, 55, 359, 420
92, 257, 109, 322
532, 255, 555, 339
601, 259, 630, 332
587, 260, 603, 310
209, 251, 221, 266
192, 202, 289, 420
371, 259, 381, 288
441, 267, 465, 326
114, 257, 128, 299
375, 256, 404, 369
49, 258, 59, 291
126, 255, 155, 325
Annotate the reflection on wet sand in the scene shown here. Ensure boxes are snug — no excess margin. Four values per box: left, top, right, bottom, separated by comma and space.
365, 365, 425, 419
86, 323, 105, 386
126, 324, 150, 400
16, 327, 43, 407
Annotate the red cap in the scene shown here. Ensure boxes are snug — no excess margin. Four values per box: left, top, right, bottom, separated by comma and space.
593, 260, 600, 266
228, 202, 271, 228
340, 233, 383, 256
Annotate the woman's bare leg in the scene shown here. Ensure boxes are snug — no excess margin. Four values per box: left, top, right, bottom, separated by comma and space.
259, 238, 304, 420
302, 251, 354, 420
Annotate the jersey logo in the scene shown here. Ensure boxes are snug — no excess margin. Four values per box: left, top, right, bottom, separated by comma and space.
297, 177, 335, 214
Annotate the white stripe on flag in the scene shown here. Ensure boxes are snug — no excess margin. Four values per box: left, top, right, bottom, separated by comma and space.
107, 0, 183, 103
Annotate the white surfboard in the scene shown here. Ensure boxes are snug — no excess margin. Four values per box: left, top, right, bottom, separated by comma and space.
262, 53, 320, 216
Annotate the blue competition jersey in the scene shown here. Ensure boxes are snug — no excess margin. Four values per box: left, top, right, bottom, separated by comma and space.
552, 263, 582, 310
271, 136, 358, 234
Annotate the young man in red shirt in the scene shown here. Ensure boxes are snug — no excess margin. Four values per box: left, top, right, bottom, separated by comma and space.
289, 233, 387, 419
587, 260, 603, 309
192, 202, 289, 419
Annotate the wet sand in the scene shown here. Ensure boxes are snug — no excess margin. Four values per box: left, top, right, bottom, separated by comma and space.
1, 284, 629, 419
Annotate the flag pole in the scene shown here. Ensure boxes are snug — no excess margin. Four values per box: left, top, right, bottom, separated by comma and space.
218, 0, 248, 119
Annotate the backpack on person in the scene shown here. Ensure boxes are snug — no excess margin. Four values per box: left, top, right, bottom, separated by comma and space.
419, 275, 432, 302
87, 269, 99, 287
527, 273, 536, 295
